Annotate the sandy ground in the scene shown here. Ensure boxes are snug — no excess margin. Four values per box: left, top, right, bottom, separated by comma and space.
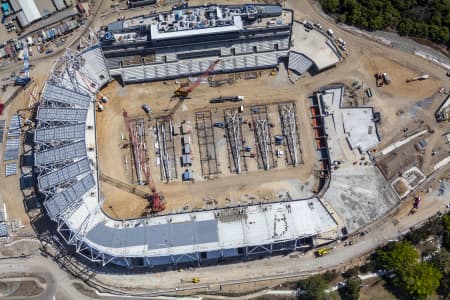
0, 0, 445, 222
96, 19, 448, 219
0, 60, 53, 232
98, 69, 320, 218
0, 0, 447, 297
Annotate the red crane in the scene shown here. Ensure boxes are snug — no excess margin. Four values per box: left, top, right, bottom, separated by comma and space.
173, 59, 220, 98
123, 111, 165, 213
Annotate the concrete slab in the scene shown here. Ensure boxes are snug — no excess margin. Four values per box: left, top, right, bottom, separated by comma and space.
323, 165, 399, 233
341, 108, 380, 152
291, 22, 340, 71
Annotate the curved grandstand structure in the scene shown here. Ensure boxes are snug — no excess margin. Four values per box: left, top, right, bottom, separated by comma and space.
31, 3, 399, 269
33, 44, 340, 268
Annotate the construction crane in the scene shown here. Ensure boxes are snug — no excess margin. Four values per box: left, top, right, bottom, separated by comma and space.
15, 41, 31, 86
123, 111, 165, 213
173, 59, 220, 99
99, 172, 150, 199
406, 74, 429, 83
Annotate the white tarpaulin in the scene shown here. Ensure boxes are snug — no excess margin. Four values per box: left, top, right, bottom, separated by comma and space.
17, 0, 41, 23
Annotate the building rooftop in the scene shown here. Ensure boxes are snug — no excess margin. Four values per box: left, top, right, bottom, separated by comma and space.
320, 87, 380, 153
104, 4, 291, 43
290, 22, 340, 71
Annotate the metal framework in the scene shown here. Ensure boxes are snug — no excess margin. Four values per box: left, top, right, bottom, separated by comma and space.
251, 105, 274, 170
224, 108, 246, 173
30, 45, 340, 270
36, 107, 88, 124
35, 141, 87, 166
279, 102, 301, 166
195, 111, 219, 176
45, 174, 96, 220
156, 118, 177, 181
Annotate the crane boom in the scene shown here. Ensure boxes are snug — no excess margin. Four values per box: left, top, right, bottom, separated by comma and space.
187, 59, 220, 93
123, 111, 165, 213
174, 59, 220, 98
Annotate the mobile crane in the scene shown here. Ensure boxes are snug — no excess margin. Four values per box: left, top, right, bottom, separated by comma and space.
123, 111, 165, 213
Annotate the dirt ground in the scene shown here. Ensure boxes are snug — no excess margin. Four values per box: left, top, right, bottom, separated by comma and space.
98, 69, 320, 219
93, 0, 448, 219
0, 66, 51, 232
96, 43, 449, 220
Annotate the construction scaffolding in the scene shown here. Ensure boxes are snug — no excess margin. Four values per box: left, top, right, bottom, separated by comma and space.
279, 102, 302, 166
196, 111, 219, 176
251, 105, 275, 170
124, 114, 148, 185
224, 108, 247, 174
0, 120, 5, 143
156, 118, 177, 181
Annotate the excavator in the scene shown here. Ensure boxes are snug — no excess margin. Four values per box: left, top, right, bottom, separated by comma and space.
173, 59, 220, 99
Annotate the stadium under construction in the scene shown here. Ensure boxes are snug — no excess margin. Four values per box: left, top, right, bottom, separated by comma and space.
99, 3, 300, 83
28, 3, 397, 269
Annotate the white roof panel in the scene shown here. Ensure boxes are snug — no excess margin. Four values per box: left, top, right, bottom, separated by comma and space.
17, 0, 41, 23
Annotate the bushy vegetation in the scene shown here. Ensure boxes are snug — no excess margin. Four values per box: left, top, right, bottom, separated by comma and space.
297, 270, 337, 300
372, 241, 442, 299
318, 0, 450, 48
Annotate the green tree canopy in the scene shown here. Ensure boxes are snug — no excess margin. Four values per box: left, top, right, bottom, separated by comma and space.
299, 274, 327, 300
319, 0, 450, 47
373, 241, 442, 298
400, 261, 442, 298
374, 241, 419, 272
340, 276, 362, 300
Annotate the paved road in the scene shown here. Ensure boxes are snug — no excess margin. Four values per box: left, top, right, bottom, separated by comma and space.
0, 255, 93, 300
307, 1, 450, 70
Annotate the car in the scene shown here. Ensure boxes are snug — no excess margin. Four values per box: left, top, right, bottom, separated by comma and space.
447, 71, 450, 77
304, 22, 314, 30
446, 203, 450, 208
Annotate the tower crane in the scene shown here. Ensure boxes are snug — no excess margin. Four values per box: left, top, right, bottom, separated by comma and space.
15, 41, 31, 86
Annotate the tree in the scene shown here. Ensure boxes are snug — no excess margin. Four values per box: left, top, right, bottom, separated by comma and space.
373, 241, 442, 298
373, 241, 419, 272
437, 272, 450, 298
318, 0, 450, 47
432, 249, 450, 297
431, 249, 450, 274
340, 276, 362, 300
299, 274, 327, 300
322, 0, 339, 13
399, 261, 442, 298
343, 266, 359, 278
443, 215, 450, 251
